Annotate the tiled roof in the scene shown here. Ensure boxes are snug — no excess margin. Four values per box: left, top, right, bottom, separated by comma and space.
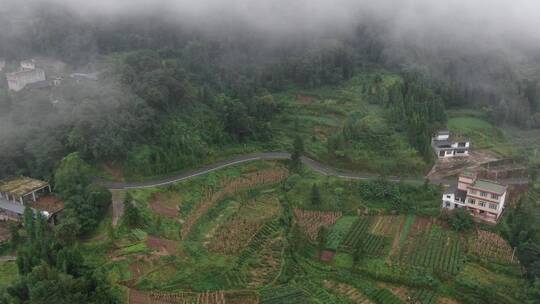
472, 179, 506, 194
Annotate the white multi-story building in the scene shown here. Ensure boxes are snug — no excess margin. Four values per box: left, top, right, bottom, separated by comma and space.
432, 131, 470, 158
442, 170, 507, 223
6, 59, 46, 92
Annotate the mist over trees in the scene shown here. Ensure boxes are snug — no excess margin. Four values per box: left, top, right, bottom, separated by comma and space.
1, 1, 540, 179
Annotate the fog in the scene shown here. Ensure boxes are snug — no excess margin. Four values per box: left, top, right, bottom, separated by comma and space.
2, 0, 540, 178
29, 0, 539, 50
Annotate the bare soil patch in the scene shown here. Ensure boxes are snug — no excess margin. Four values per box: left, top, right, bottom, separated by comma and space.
146, 236, 178, 255
427, 150, 498, 180
319, 250, 336, 262
150, 193, 180, 218
296, 94, 318, 105
0, 222, 11, 242
102, 162, 125, 182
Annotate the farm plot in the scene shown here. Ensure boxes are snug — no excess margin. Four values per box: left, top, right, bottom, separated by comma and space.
260, 285, 308, 304
410, 289, 438, 304
297, 280, 348, 303
129, 289, 258, 304
323, 280, 373, 304
181, 168, 288, 239
294, 209, 342, 241
339, 217, 390, 257
369, 215, 402, 237
249, 236, 284, 287
208, 194, 282, 254
150, 192, 181, 218
326, 216, 357, 250
207, 219, 261, 254
368, 289, 404, 304
469, 230, 516, 263
339, 217, 372, 250
400, 225, 464, 275
235, 220, 281, 268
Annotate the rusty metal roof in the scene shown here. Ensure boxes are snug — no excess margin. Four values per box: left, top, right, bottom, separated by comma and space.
0, 177, 49, 198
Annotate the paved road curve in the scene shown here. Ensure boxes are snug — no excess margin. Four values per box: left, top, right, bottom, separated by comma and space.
100, 151, 529, 226
99, 151, 529, 190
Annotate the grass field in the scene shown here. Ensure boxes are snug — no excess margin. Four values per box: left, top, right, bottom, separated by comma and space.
0, 261, 18, 289
446, 109, 515, 157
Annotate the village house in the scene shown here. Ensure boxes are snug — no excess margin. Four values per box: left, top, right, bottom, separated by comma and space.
432, 130, 470, 158
0, 177, 64, 223
442, 170, 507, 223
6, 59, 46, 92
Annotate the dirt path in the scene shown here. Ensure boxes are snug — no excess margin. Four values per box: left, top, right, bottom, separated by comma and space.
111, 190, 125, 227
387, 215, 408, 264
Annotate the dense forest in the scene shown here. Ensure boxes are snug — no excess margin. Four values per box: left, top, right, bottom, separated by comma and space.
1, 2, 525, 179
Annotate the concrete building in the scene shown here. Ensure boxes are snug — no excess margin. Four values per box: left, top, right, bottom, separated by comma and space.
0, 177, 63, 222
432, 131, 470, 158
6, 59, 46, 92
442, 170, 507, 223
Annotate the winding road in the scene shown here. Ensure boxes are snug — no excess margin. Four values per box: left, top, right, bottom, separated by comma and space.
100, 152, 431, 190
100, 151, 530, 190
100, 152, 529, 225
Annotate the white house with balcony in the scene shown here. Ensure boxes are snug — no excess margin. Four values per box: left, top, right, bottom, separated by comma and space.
442, 170, 507, 223
432, 131, 470, 158
6, 59, 46, 92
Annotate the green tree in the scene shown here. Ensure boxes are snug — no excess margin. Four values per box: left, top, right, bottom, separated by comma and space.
122, 193, 142, 228
23, 207, 35, 241
446, 209, 474, 231
317, 226, 327, 255
311, 183, 322, 206
290, 135, 304, 172
54, 153, 91, 198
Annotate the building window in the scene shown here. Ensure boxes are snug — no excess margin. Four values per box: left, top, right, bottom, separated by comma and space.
480, 191, 488, 197
489, 203, 497, 210
491, 194, 499, 200
446, 195, 451, 199
469, 199, 476, 205
470, 190, 477, 195
479, 201, 486, 207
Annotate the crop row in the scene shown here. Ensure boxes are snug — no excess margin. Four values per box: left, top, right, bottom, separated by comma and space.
325, 216, 357, 250
339, 217, 372, 250
296, 280, 349, 303
469, 230, 516, 263
411, 289, 437, 304
403, 226, 463, 275
361, 234, 389, 257
368, 289, 403, 304
236, 220, 280, 267
181, 168, 288, 239
294, 209, 342, 241
260, 286, 308, 304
